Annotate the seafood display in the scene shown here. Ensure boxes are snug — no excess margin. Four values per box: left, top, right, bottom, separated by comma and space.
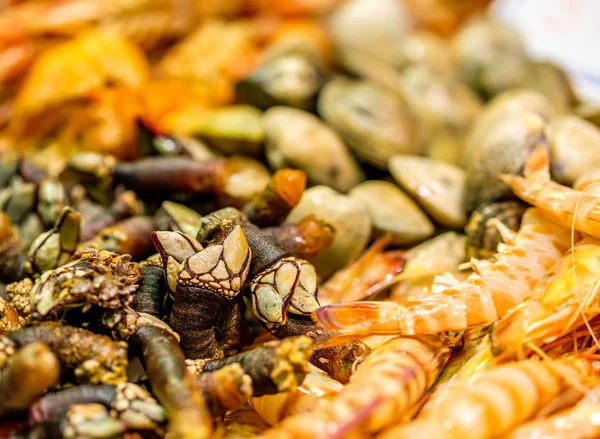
1, 0, 600, 438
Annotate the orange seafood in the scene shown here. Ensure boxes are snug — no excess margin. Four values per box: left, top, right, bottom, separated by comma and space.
314, 208, 570, 343
507, 384, 600, 439
499, 145, 600, 239
318, 235, 407, 305
491, 237, 600, 359
257, 334, 456, 438
380, 357, 599, 439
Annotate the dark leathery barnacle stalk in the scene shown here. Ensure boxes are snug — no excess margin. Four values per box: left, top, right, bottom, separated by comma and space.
130, 325, 213, 439
17, 403, 126, 439
132, 264, 167, 318
3, 322, 128, 385
152, 225, 251, 359
29, 382, 166, 433
189, 336, 313, 397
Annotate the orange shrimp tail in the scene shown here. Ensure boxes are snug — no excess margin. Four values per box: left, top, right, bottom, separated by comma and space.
313, 302, 382, 329
313, 301, 401, 336
524, 143, 551, 182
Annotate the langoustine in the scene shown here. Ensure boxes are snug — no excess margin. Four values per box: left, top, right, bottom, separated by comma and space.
314, 207, 570, 341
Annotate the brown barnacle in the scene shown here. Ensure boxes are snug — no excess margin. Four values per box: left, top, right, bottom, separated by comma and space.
240, 220, 320, 326
270, 316, 371, 384
80, 216, 157, 261
24, 206, 81, 277
0, 342, 60, 416
60, 152, 118, 206
112, 155, 270, 208
242, 169, 306, 227
152, 226, 252, 360
198, 336, 313, 397
4, 322, 128, 385
262, 216, 335, 261
0, 211, 28, 284
0, 296, 22, 332
5, 278, 32, 319
194, 363, 253, 417
28, 403, 126, 439
78, 190, 141, 241
29, 382, 167, 433
155, 201, 204, 238
29, 247, 140, 319
198, 209, 321, 326
130, 325, 213, 439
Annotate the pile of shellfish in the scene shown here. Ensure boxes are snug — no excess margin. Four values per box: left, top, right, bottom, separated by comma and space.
1, 0, 600, 438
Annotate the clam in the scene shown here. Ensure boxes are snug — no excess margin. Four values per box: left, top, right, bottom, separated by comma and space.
348, 181, 434, 245
389, 155, 466, 228
524, 62, 577, 114
284, 186, 371, 279
236, 54, 325, 112
263, 107, 363, 192
318, 77, 419, 168
452, 17, 529, 98
547, 116, 600, 186
390, 231, 466, 300
397, 65, 482, 164
461, 89, 552, 211
399, 232, 467, 282
185, 105, 264, 156
328, 0, 414, 73
400, 32, 457, 76
461, 89, 554, 166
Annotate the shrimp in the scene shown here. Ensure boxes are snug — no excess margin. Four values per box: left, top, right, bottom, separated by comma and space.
491, 238, 600, 359
314, 207, 570, 343
318, 234, 407, 305
256, 334, 458, 439
379, 357, 599, 439
498, 144, 600, 238
249, 364, 343, 425
507, 385, 600, 439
